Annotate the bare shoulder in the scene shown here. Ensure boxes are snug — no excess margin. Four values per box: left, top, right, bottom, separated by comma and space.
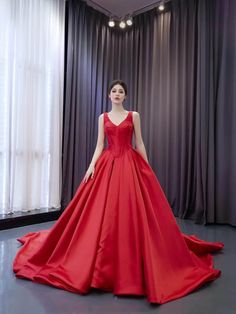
98, 113, 105, 120
97, 113, 105, 126
132, 111, 140, 121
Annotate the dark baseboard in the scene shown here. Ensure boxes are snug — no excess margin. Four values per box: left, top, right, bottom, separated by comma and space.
0, 208, 62, 231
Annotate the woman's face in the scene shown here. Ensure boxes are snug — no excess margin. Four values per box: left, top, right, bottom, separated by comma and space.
109, 84, 126, 104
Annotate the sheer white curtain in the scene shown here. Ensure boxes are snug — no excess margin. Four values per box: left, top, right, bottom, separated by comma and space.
0, 0, 65, 214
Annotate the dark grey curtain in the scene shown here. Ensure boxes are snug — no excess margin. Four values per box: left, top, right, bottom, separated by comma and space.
62, 0, 236, 226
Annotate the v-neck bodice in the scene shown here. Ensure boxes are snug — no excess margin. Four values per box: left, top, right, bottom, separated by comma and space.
104, 111, 133, 157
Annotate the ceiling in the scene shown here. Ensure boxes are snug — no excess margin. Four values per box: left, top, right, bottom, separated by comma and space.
85, 0, 163, 18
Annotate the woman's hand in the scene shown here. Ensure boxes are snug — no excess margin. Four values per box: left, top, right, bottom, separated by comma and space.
83, 165, 95, 183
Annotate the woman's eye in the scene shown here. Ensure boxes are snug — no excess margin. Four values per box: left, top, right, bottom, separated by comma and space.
112, 89, 124, 93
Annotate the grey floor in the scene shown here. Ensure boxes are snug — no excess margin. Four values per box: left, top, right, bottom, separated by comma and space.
0, 218, 235, 314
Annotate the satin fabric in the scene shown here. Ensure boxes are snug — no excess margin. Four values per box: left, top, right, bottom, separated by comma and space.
13, 111, 224, 304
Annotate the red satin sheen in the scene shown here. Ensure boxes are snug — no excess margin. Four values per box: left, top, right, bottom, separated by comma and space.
13, 111, 224, 304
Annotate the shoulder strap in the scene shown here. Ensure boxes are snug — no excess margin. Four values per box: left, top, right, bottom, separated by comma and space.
129, 110, 132, 121
103, 112, 107, 125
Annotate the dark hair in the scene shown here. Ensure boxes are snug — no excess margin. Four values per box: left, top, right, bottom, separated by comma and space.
108, 79, 128, 95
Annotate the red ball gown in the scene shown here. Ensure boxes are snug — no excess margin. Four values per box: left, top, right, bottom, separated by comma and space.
13, 111, 224, 304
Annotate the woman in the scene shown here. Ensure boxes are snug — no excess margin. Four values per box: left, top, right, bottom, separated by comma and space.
13, 79, 223, 304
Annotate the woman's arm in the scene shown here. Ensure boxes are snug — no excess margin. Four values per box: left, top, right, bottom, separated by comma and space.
83, 113, 105, 182
133, 111, 149, 164
89, 113, 105, 167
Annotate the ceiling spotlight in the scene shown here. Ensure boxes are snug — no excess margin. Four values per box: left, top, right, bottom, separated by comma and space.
119, 20, 126, 29
158, 4, 165, 11
108, 19, 115, 27
126, 16, 133, 26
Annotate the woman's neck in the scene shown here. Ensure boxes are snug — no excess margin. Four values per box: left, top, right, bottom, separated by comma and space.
110, 104, 126, 112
